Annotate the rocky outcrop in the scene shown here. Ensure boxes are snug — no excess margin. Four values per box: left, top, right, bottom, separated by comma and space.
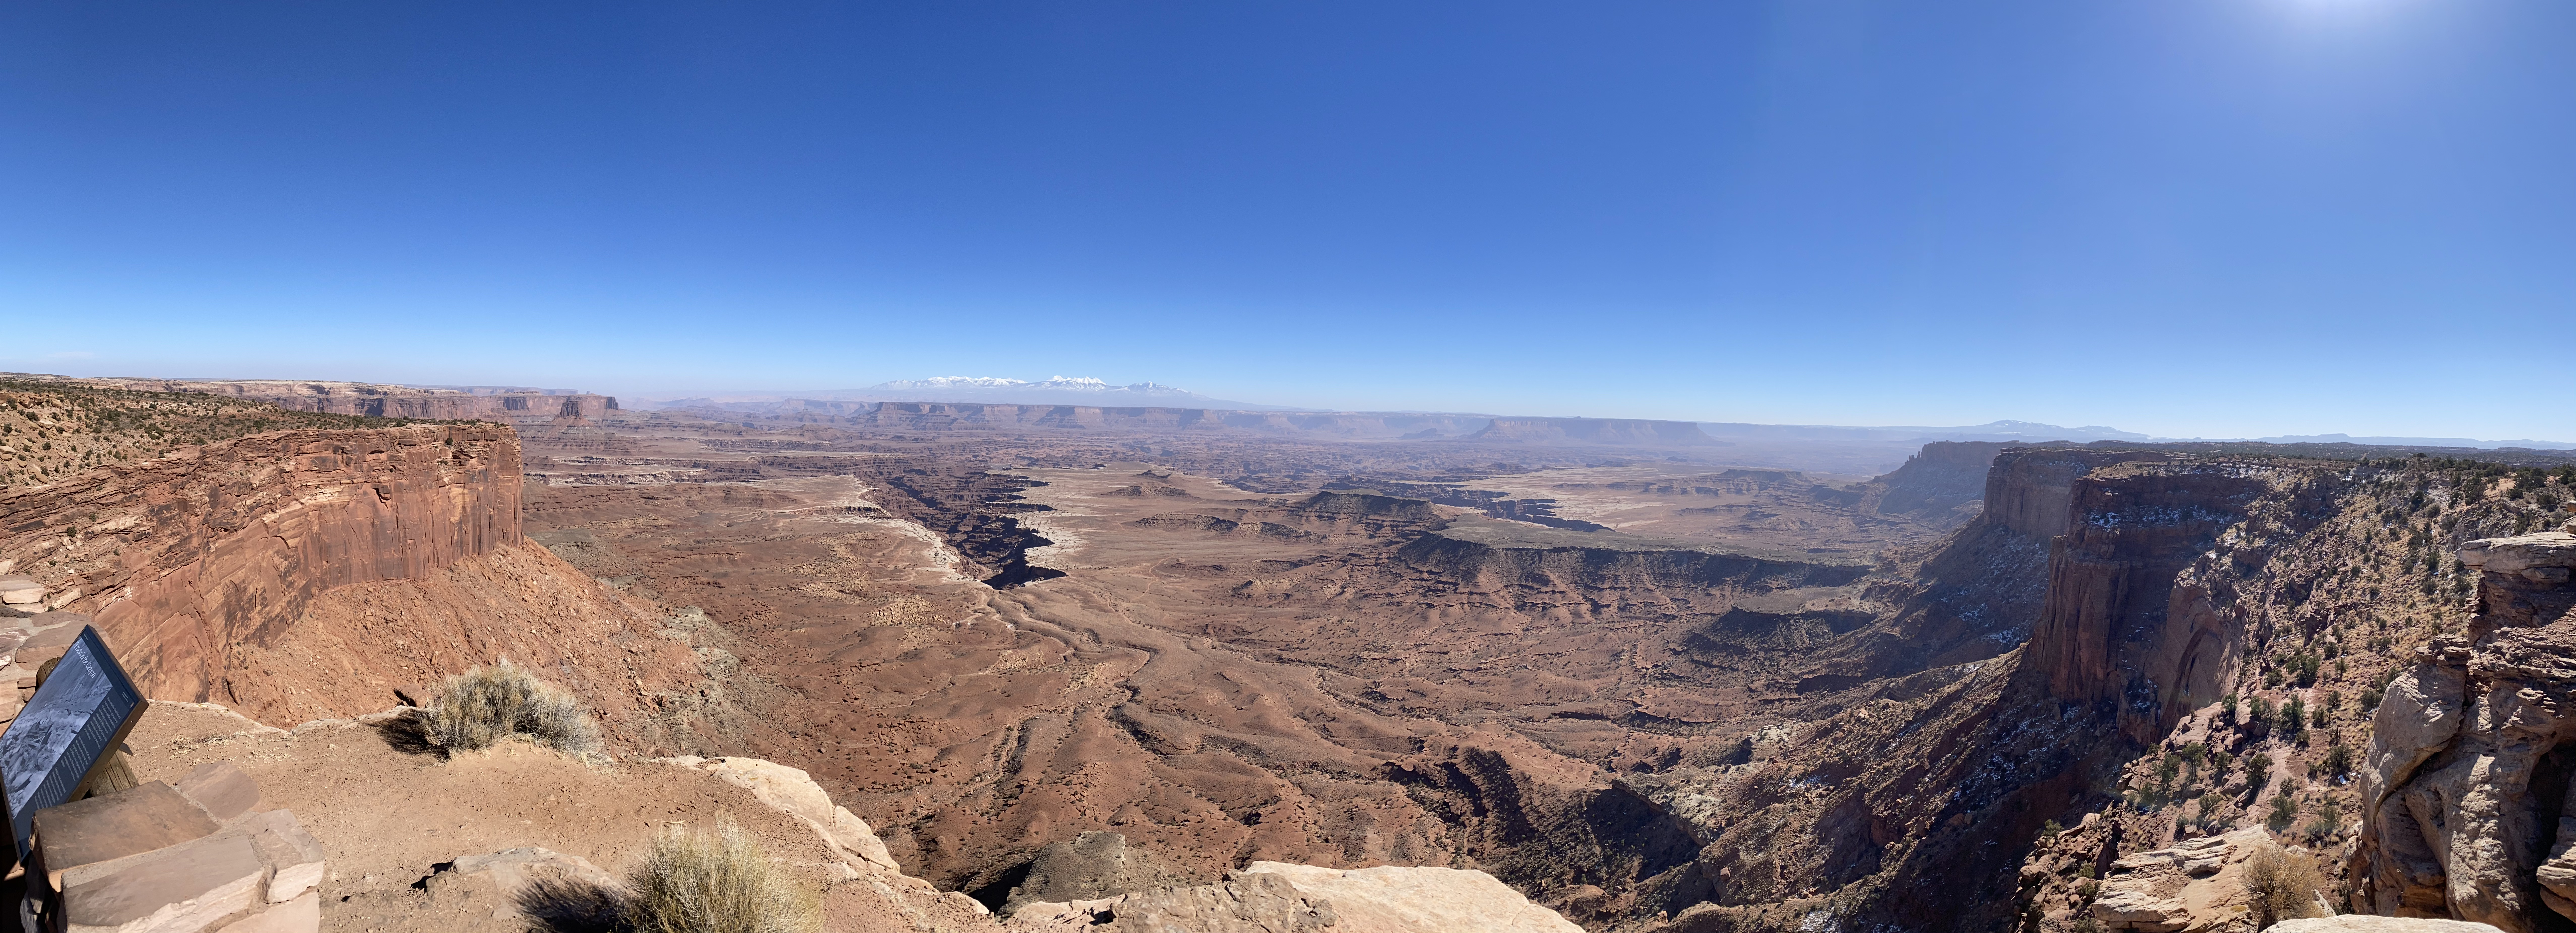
1007, 862, 1583, 933
997, 831, 1192, 916
0, 425, 520, 704
2354, 532, 2576, 930
2082, 828, 2276, 931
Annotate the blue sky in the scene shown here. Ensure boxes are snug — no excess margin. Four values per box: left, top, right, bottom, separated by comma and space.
3, 1, 2569, 439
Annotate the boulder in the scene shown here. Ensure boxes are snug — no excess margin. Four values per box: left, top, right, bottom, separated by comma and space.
2364, 660, 2466, 812
2354, 534, 2576, 929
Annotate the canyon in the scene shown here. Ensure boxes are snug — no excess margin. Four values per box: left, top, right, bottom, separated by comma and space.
4, 377, 2575, 931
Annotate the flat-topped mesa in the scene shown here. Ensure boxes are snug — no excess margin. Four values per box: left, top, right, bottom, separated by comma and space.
1400, 518, 1870, 602
2356, 532, 2576, 929
1980, 448, 2178, 537
2002, 450, 2284, 742
22, 375, 618, 422
0, 424, 519, 705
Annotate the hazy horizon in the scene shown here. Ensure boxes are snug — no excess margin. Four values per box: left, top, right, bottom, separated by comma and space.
7, 1, 2572, 440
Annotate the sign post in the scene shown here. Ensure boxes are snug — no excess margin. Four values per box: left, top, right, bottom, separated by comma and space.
0, 626, 147, 866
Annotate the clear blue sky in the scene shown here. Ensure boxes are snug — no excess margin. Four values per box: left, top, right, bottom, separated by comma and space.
3, 1, 2569, 439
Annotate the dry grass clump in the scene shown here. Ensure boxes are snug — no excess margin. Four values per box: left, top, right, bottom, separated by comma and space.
422, 660, 600, 754
625, 818, 821, 933
2241, 840, 2326, 927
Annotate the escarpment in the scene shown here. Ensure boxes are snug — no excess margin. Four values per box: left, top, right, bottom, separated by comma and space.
2354, 532, 2576, 928
2020, 460, 2297, 743
0, 424, 520, 697
0, 423, 701, 737
28, 374, 620, 422
1399, 520, 1870, 601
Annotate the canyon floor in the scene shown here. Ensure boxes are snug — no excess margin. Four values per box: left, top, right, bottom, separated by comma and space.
493, 408, 2030, 927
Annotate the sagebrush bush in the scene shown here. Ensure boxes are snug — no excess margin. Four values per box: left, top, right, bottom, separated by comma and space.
422, 660, 600, 754
2241, 840, 2325, 927
626, 818, 820, 933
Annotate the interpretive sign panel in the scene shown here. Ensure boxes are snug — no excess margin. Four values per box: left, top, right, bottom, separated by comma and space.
0, 626, 145, 862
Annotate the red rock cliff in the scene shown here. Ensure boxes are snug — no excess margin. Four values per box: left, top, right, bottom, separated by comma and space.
0, 424, 519, 702
2012, 457, 2284, 742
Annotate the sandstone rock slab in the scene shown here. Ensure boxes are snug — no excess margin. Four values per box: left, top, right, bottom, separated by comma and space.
1009, 872, 1333, 932
37, 782, 221, 890
209, 892, 318, 933
2269, 918, 2507, 932
239, 811, 323, 903
1241, 861, 1583, 933
666, 756, 904, 873
60, 833, 265, 933
2090, 879, 2189, 933
172, 761, 259, 822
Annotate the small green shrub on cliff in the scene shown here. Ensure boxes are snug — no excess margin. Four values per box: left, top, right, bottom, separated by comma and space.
421, 660, 599, 754
625, 818, 820, 933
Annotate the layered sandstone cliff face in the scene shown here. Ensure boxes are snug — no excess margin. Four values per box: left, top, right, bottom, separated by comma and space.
2356, 532, 2576, 929
2019, 459, 2304, 744
0, 424, 518, 699
0, 424, 702, 737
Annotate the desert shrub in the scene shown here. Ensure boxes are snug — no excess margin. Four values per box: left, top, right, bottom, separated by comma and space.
2315, 743, 2353, 781
2302, 799, 2344, 843
626, 817, 821, 933
2241, 840, 2325, 927
421, 660, 599, 754
2267, 791, 2299, 832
